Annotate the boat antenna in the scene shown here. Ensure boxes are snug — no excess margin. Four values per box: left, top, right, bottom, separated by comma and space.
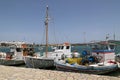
113, 32, 115, 40
45, 5, 49, 57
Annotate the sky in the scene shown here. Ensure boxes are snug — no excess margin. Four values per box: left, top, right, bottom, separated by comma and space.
0, 0, 120, 44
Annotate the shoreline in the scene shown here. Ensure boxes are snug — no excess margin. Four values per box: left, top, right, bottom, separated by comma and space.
0, 65, 119, 80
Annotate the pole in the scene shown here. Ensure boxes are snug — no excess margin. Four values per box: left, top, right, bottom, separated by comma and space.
45, 5, 49, 57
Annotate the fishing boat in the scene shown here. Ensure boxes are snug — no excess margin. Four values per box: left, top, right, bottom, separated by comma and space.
55, 61, 118, 74
55, 41, 118, 74
24, 6, 72, 69
0, 41, 33, 66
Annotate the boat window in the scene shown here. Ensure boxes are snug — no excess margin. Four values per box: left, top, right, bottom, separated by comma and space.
16, 48, 22, 52
66, 46, 70, 49
57, 46, 60, 49
92, 45, 99, 50
10, 47, 15, 49
100, 45, 108, 50
109, 45, 115, 50
61, 46, 64, 49
92, 44, 108, 50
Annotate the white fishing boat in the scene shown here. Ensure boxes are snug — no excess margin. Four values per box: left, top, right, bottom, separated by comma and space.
55, 41, 119, 74
24, 6, 72, 69
24, 42, 72, 68
0, 41, 33, 66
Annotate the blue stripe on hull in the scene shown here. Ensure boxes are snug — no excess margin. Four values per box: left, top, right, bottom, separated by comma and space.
92, 50, 114, 53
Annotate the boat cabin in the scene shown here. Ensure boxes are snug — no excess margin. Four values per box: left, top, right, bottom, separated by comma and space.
55, 42, 71, 54
46, 42, 72, 60
5, 43, 34, 60
91, 42, 116, 62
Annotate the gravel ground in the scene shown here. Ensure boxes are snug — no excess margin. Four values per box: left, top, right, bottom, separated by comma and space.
0, 65, 119, 80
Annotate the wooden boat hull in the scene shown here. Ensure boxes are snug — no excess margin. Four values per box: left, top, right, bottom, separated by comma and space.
0, 59, 25, 66
55, 62, 118, 75
24, 56, 55, 69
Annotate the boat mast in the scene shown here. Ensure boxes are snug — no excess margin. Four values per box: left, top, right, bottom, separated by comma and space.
45, 5, 49, 57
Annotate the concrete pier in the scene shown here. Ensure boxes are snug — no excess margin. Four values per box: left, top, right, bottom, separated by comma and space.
0, 65, 119, 80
